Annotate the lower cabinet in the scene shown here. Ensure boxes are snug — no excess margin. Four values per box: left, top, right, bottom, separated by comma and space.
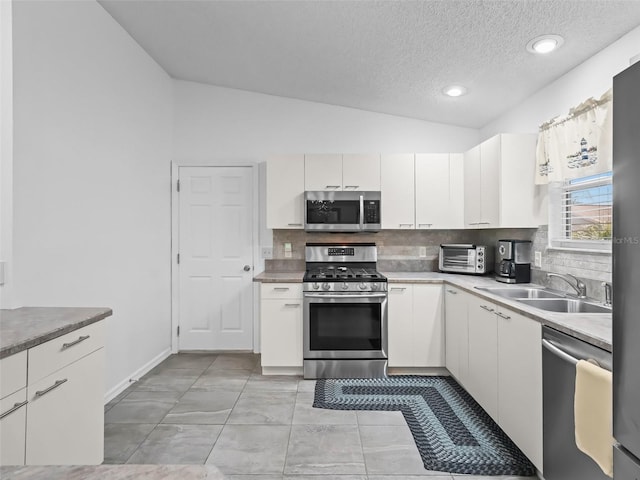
466, 295, 499, 421
388, 284, 443, 367
497, 308, 543, 470
444, 286, 469, 384
0, 389, 27, 465
260, 283, 303, 367
26, 348, 105, 465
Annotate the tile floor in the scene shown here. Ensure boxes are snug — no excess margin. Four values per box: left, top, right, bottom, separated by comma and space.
104, 353, 537, 479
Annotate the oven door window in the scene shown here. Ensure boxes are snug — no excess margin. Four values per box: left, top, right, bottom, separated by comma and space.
306, 200, 360, 225
308, 303, 382, 351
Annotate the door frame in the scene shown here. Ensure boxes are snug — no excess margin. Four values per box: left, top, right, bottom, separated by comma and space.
171, 160, 262, 354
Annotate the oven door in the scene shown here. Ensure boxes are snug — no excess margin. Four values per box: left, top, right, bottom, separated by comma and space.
303, 292, 388, 360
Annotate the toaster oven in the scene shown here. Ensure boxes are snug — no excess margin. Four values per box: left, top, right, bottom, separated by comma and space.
439, 244, 493, 275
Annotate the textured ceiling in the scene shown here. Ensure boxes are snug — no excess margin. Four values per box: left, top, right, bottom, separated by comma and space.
98, 0, 640, 128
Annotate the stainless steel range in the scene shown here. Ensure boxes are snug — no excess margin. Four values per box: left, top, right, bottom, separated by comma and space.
303, 243, 388, 379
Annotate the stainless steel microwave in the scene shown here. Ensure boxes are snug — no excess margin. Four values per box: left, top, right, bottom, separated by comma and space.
439, 244, 493, 275
304, 191, 381, 232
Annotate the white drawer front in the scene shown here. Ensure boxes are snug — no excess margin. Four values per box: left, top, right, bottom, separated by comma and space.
261, 283, 303, 299
28, 321, 105, 385
0, 351, 27, 400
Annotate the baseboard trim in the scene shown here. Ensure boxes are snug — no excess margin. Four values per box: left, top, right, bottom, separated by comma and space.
104, 347, 172, 404
261, 366, 303, 376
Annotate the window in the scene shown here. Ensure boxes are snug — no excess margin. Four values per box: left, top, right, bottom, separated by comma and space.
549, 172, 612, 251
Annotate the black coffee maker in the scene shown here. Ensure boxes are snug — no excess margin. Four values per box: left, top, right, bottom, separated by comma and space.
496, 240, 532, 284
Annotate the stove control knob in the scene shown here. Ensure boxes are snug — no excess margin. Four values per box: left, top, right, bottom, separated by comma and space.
359, 282, 366, 290
342, 282, 349, 290
312, 283, 320, 290
322, 283, 330, 291
371, 283, 380, 291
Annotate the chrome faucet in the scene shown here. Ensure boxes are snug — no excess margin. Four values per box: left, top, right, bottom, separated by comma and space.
547, 273, 588, 298
602, 282, 612, 306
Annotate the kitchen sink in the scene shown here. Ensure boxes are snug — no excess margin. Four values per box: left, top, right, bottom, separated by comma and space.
475, 287, 565, 299
517, 298, 612, 314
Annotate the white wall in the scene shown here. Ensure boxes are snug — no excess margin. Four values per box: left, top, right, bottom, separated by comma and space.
0, 0, 13, 309
12, 0, 173, 399
481, 25, 640, 139
172, 80, 480, 161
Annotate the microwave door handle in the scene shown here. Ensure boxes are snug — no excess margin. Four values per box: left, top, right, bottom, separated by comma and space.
359, 194, 364, 230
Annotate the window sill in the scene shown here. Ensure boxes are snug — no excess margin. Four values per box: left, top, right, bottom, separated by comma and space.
547, 246, 612, 255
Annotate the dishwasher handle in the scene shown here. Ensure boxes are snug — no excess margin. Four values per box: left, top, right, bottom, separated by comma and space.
542, 338, 579, 366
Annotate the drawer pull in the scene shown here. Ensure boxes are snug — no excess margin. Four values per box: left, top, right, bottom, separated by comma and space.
497, 312, 511, 320
390, 287, 407, 291
0, 400, 28, 420
480, 305, 495, 312
35, 379, 68, 398
446, 289, 458, 294
62, 335, 90, 350
273, 287, 290, 291
287, 223, 302, 226
284, 303, 300, 307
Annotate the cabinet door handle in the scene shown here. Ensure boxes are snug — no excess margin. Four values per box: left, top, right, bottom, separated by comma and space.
284, 303, 300, 307
325, 185, 340, 189
398, 223, 414, 227
446, 289, 458, 295
0, 400, 28, 420
480, 305, 495, 312
418, 223, 432, 227
287, 223, 302, 227
468, 222, 479, 226
273, 287, 290, 291
35, 379, 68, 398
344, 185, 360, 189
478, 222, 491, 225
390, 287, 407, 291
496, 312, 511, 320
62, 335, 90, 350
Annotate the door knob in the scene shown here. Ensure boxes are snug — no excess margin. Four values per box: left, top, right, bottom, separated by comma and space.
244, 265, 251, 272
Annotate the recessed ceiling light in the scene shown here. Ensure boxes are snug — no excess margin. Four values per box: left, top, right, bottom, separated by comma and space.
526, 34, 564, 54
443, 85, 467, 97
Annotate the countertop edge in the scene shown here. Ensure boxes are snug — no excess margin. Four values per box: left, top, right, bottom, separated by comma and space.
0, 308, 113, 359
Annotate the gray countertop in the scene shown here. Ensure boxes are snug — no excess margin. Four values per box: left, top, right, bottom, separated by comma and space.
0, 307, 113, 359
0, 465, 224, 480
254, 270, 612, 351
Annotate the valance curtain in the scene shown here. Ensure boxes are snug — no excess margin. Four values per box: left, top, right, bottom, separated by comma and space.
535, 89, 613, 185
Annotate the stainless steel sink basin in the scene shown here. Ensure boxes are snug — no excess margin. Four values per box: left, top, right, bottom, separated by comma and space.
517, 298, 612, 314
475, 287, 565, 299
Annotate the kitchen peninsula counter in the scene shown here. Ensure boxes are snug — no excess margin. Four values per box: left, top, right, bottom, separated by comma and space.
0, 307, 112, 359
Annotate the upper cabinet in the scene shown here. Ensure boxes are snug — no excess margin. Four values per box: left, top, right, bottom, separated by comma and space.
415, 153, 464, 229
304, 154, 381, 191
381, 154, 415, 229
266, 155, 305, 229
464, 133, 542, 229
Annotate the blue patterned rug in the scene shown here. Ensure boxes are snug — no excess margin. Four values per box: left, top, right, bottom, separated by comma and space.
313, 376, 536, 476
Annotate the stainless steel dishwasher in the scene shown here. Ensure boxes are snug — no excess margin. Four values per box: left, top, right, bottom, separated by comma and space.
542, 326, 612, 480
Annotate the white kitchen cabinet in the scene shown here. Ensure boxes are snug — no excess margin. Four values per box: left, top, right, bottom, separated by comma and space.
444, 286, 469, 385
388, 284, 443, 367
0, 388, 27, 465
304, 154, 343, 191
497, 307, 543, 470
260, 283, 303, 368
266, 155, 305, 229
466, 295, 499, 421
463, 133, 541, 228
381, 154, 415, 229
342, 154, 381, 191
415, 153, 464, 229
26, 347, 104, 465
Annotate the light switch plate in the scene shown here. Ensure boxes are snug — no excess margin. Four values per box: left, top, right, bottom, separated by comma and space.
419, 246, 427, 258
261, 247, 273, 259
284, 242, 292, 259
534, 251, 542, 268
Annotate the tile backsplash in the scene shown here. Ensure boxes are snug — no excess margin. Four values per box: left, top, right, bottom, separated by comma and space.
267, 225, 612, 301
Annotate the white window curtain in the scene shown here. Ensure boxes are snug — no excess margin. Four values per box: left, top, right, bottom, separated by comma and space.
535, 89, 612, 185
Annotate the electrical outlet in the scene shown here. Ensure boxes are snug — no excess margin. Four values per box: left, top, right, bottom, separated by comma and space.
261, 247, 273, 259
534, 251, 542, 268
419, 246, 427, 258
284, 242, 292, 259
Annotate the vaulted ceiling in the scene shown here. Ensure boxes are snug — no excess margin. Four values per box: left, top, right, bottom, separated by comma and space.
99, 0, 640, 128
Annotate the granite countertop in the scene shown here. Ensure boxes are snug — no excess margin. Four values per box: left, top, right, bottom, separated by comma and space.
0, 307, 113, 359
254, 270, 612, 352
0, 465, 223, 480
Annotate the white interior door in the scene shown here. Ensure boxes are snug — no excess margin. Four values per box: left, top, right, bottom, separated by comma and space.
178, 166, 254, 351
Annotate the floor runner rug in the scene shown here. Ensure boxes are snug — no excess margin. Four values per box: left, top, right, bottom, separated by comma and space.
313, 375, 536, 476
